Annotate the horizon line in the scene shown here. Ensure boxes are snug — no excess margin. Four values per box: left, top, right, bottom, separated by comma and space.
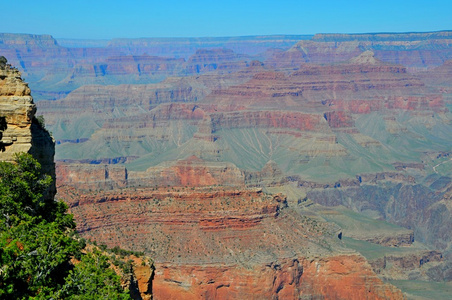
1, 29, 451, 41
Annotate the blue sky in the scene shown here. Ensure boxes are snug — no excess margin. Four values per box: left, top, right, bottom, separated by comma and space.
2, 0, 451, 39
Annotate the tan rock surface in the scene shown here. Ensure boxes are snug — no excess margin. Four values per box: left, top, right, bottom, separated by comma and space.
0, 59, 55, 177
0, 60, 55, 195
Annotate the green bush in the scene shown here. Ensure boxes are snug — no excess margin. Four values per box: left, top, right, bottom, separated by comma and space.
0, 153, 130, 299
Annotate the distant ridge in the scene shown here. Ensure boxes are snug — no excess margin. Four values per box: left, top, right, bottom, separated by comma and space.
56, 35, 312, 48
312, 30, 452, 42
56, 38, 110, 48
107, 35, 312, 47
0, 33, 58, 46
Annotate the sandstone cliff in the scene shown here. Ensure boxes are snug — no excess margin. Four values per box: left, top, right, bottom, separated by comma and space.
0, 57, 55, 196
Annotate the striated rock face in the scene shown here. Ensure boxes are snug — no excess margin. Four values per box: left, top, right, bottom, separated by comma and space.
269, 31, 452, 70
38, 50, 448, 181
306, 181, 452, 251
0, 59, 55, 195
153, 255, 404, 300
206, 54, 426, 110
60, 187, 286, 249
23, 31, 452, 298
0, 33, 304, 101
56, 156, 245, 191
57, 182, 404, 299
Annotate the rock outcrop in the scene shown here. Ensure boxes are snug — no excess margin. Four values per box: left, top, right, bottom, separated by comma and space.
183, 48, 250, 74
153, 255, 404, 300
0, 57, 55, 196
306, 180, 452, 251
370, 251, 444, 281
56, 156, 245, 191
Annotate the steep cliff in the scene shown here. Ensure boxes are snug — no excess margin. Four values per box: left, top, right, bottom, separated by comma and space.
0, 57, 55, 196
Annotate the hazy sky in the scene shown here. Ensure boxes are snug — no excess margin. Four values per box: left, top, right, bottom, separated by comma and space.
2, 0, 451, 39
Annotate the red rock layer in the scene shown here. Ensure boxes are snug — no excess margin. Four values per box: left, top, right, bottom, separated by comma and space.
152, 256, 404, 300
322, 94, 445, 114
58, 183, 405, 299
56, 156, 245, 191
206, 58, 425, 110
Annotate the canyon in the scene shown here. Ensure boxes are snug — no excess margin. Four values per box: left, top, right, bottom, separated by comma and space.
2, 31, 452, 298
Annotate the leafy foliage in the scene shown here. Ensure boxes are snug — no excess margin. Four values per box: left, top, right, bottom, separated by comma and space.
54, 250, 130, 300
0, 153, 130, 299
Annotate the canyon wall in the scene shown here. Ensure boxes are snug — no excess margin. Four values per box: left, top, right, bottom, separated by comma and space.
12, 31, 452, 298
270, 31, 452, 70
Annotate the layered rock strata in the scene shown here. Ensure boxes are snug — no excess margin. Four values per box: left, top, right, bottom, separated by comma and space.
0, 58, 55, 195
0, 59, 157, 300
152, 255, 404, 299
27, 32, 452, 298
270, 31, 452, 70
57, 183, 404, 299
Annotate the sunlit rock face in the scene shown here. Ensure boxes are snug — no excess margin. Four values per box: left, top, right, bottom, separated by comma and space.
0, 59, 55, 197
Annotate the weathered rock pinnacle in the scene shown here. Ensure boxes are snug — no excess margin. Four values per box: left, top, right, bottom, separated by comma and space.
0, 56, 55, 196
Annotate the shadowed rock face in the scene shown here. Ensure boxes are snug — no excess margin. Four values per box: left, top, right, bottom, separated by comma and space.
306, 181, 452, 251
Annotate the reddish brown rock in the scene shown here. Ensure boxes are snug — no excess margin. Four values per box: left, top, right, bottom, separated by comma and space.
55, 174, 407, 299
152, 255, 404, 300
322, 94, 445, 114
323, 111, 354, 128
56, 156, 245, 191
206, 54, 426, 112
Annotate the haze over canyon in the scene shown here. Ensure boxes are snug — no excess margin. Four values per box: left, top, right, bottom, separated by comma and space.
1, 30, 452, 299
